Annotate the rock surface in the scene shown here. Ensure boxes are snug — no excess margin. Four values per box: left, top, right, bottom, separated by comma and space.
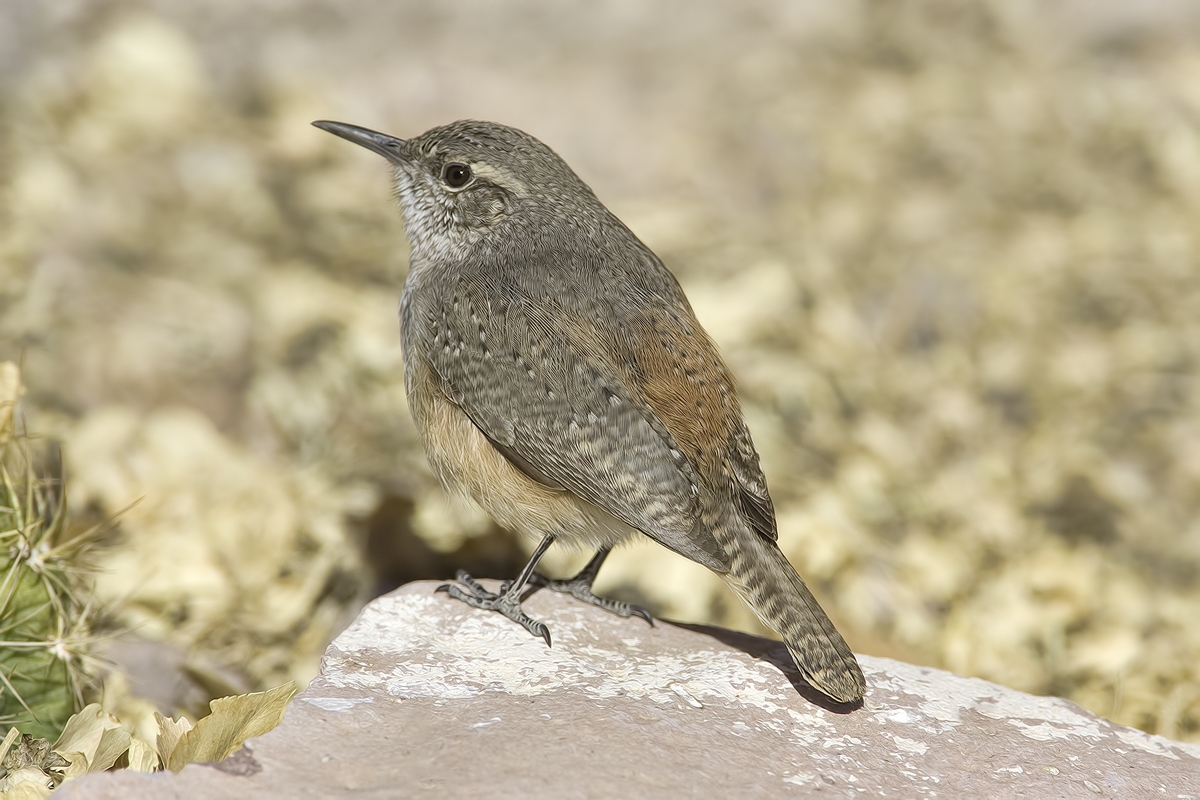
63, 582, 1200, 798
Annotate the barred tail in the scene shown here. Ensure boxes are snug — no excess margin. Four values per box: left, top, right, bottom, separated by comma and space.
722, 526, 865, 703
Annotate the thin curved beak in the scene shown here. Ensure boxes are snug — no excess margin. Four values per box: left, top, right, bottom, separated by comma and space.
312, 120, 408, 165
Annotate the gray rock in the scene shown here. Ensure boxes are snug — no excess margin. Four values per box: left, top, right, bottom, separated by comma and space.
63, 581, 1200, 798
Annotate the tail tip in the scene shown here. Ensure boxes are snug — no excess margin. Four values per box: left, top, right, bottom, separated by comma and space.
806, 659, 867, 705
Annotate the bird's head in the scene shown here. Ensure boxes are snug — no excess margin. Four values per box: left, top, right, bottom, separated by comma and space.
313, 119, 600, 261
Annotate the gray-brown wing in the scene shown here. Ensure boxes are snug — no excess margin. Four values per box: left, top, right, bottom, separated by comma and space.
412, 275, 731, 573
732, 424, 778, 543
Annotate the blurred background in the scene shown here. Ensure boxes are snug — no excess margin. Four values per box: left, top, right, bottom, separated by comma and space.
2, 0, 1200, 742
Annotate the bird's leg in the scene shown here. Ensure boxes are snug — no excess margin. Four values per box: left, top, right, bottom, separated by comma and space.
437, 533, 558, 646
527, 546, 653, 625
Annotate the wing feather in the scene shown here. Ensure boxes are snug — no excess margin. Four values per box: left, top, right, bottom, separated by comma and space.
414, 272, 731, 572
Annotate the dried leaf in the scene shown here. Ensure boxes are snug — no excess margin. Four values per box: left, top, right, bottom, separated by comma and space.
153, 712, 193, 765
126, 737, 159, 772
50, 702, 132, 777
164, 682, 297, 772
0, 727, 21, 764
90, 727, 131, 773
56, 751, 89, 782
52, 704, 111, 762
2, 735, 68, 775
0, 773, 54, 799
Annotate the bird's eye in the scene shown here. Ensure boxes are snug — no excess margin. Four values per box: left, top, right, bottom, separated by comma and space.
442, 162, 472, 188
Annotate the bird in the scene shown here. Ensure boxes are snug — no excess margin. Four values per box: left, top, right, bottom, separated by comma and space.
312, 118, 866, 704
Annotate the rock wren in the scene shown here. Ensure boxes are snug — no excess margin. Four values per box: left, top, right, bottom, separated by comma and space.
313, 119, 866, 703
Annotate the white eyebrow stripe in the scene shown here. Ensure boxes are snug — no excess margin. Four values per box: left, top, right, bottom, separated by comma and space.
464, 161, 528, 196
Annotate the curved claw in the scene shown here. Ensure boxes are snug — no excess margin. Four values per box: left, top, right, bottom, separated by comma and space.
631, 606, 654, 626
434, 572, 554, 646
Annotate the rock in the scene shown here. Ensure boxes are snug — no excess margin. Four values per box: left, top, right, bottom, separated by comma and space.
62, 581, 1200, 798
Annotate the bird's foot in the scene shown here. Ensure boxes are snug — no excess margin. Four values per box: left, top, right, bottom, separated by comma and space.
527, 571, 653, 625
436, 571, 553, 647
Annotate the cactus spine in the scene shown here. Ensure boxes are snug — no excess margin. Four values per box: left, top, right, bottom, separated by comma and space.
0, 363, 95, 741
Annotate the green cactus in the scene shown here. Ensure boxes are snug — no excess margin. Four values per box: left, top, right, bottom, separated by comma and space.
0, 364, 97, 741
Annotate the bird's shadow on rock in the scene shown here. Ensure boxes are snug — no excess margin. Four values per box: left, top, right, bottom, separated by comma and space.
665, 621, 864, 715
